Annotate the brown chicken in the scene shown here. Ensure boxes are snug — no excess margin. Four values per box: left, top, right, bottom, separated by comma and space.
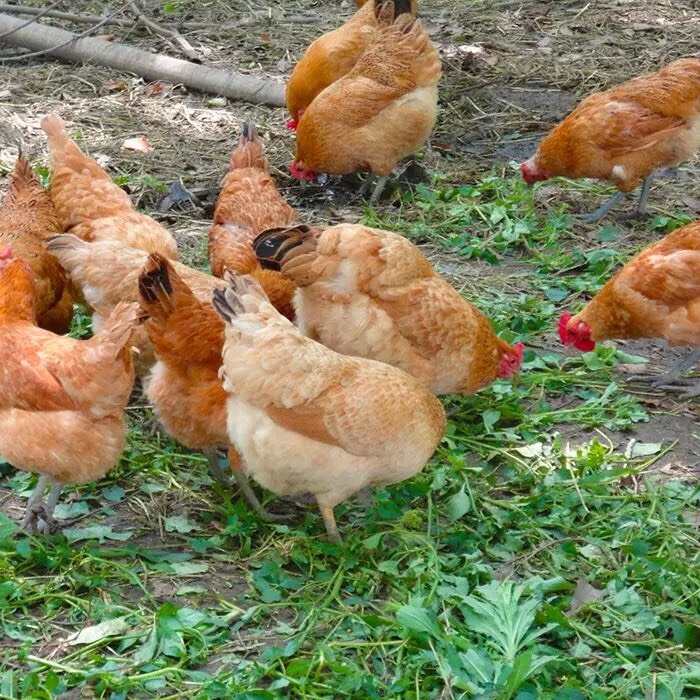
137, 255, 291, 518
0, 155, 73, 334
285, 0, 416, 128
208, 122, 299, 320
0, 246, 138, 534
521, 58, 700, 223
41, 114, 179, 258
45, 235, 214, 376
254, 224, 524, 395
290, 0, 441, 203
559, 220, 700, 397
212, 273, 446, 541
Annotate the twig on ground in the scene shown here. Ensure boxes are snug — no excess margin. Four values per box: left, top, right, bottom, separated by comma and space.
127, 1, 200, 63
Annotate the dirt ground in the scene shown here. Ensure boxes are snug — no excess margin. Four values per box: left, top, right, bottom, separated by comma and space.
0, 1, 698, 471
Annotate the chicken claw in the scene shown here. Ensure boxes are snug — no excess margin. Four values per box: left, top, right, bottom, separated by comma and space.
628, 350, 700, 398
230, 470, 295, 524
318, 503, 342, 544
21, 474, 63, 535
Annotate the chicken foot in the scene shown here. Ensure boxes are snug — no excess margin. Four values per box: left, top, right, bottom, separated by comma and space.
21, 474, 63, 535
226, 447, 294, 523
202, 448, 230, 487
583, 175, 654, 224
628, 349, 700, 398
317, 501, 342, 544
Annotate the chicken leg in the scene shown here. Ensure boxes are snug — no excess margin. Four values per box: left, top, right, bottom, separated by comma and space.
202, 448, 230, 487
226, 447, 294, 523
582, 191, 625, 224
21, 474, 63, 535
317, 501, 342, 544
629, 349, 700, 398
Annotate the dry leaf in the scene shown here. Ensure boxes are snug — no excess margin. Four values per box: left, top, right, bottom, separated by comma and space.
259, 33, 271, 42
121, 136, 152, 154
104, 80, 127, 92
569, 577, 606, 615
95, 34, 119, 42
145, 81, 167, 97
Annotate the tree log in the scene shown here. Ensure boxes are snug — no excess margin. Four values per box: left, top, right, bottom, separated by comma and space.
0, 13, 285, 107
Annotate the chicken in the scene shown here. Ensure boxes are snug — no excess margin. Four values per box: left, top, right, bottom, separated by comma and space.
45, 234, 216, 377
0, 155, 73, 334
254, 224, 524, 395
286, 0, 416, 129
290, 0, 441, 203
137, 255, 294, 518
559, 220, 700, 397
208, 122, 299, 320
521, 58, 700, 223
0, 246, 138, 534
211, 272, 446, 541
41, 114, 179, 258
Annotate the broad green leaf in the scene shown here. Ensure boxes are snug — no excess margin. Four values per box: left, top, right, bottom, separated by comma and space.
164, 515, 200, 534
67, 617, 130, 646
395, 605, 441, 637
447, 486, 471, 520
63, 525, 132, 543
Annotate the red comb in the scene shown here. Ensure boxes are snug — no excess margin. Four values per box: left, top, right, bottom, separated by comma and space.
513, 342, 524, 362
285, 119, 298, 131
558, 312, 573, 344
0, 245, 13, 260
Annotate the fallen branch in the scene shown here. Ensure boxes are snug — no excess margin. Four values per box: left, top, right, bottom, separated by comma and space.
127, 1, 200, 62
0, 13, 285, 107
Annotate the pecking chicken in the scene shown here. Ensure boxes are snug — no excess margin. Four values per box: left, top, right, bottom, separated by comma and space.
208, 122, 299, 320
289, 0, 441, 203
0, 155, 73, 334
45, 234, 215, 377
521, 58, 700, 223
41, 114, 179, 258
137, 255, 292, 518
285, 0, 416, 129
559, 220, 700, 397
0, 246, 138, 534
254, 224, 523, 395
212, 272, 446, 542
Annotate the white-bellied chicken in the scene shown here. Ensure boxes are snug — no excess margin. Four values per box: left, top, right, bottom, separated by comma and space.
208, 122, 299, 320
41, 114, 179, 258
290, 0, 441, 203
0, 246, 138, 533
521, 58, 700, 222
0, 155, 73, 334
559, 220, 700, 396
285, 0, 416, 129
254, 224, 523, 395
212, 272, 446, 541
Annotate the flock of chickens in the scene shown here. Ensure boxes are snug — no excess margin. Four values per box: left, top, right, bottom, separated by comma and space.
0, 0, 698, 542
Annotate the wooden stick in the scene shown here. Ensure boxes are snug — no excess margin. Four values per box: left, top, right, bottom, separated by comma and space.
127, 1, 200, 62
0, 13, 285, 107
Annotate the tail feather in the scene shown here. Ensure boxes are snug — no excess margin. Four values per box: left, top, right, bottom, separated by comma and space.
212, 273, 268, 324
375, 0, 413, 22
96, 301, 140, 360
45, 233, 90, 258
138, 253, 192, 323
228, 121, 268, 172
40, 113, 70, 146
253, 225, 316, 272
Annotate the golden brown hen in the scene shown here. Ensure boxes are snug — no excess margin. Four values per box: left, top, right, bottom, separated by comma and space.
559, 220, 700, 396
212, 273, 446, 541
0, 246, 138, 533
208, 122, 299, 320
41, 114, 179, 258
254, 224, 523, 395
290, 0, 441, 203
0, 155, 72, 334
521, 58, 700, 222
285, 0, 416, 128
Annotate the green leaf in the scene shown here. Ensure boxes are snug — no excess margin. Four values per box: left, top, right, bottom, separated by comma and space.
595, 226, 620, 242
53, 501, 89, 520
447, 486, 471, 520
171, 562, 209, 576
482, 409, 500, 431
63, 525, 133, 543
395, 605, 441, 637
0, 512, 20, 540
630, 442, 662, 457
164, 516, 200, 534
102, 485, 126, 502
67, 617, 130, 646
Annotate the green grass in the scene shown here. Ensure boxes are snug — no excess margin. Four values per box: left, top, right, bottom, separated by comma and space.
1, 172, 698, 699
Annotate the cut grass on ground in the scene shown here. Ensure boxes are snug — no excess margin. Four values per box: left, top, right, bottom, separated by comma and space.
1, 171, 699, 699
